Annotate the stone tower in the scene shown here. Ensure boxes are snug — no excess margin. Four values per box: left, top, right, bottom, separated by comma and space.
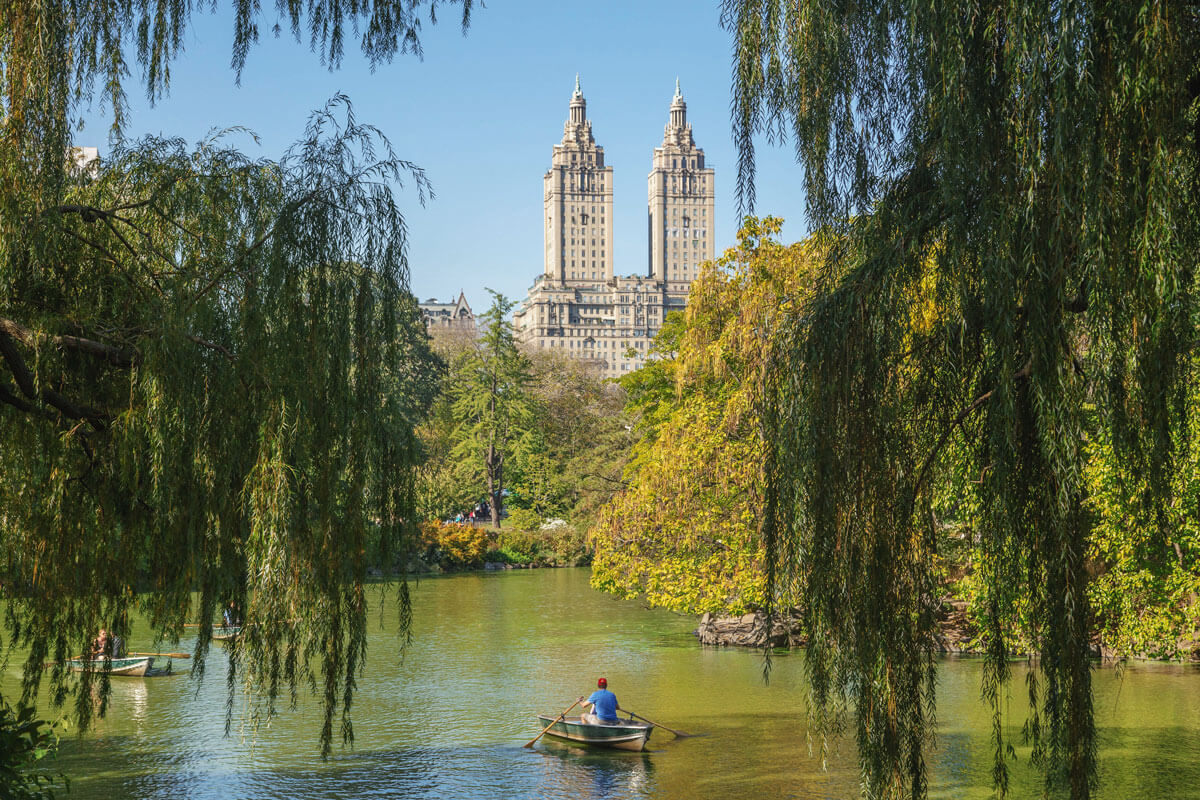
513, 76, 716, 380
543, 76, 615, 285
647, 79, 715, 285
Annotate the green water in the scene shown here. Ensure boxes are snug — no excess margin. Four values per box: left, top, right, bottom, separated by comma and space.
7, 568, 1200, 798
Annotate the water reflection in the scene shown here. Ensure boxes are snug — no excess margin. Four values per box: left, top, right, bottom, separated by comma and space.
536, 740, 655, 798
114, 679, 149, 730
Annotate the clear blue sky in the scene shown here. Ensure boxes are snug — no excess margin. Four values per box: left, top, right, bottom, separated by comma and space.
79, 0, 810, 313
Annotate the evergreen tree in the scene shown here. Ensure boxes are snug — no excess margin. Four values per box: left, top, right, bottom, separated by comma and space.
450, 291, 533, 528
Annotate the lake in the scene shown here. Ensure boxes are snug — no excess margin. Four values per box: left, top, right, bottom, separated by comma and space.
9, 568, 1200, 798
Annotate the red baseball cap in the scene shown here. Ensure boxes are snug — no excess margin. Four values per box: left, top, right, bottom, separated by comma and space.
597, 677, 607, 688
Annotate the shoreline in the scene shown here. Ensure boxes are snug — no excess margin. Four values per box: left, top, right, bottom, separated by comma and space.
694, 601, 1200, 663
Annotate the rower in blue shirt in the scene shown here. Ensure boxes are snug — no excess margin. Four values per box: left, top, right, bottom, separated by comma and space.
580, 677, 620, 725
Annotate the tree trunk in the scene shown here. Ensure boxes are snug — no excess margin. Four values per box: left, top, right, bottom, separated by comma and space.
492, 453, 504, 528
486, 440, 496, 528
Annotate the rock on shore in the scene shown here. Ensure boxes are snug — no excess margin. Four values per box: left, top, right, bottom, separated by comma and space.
695, 597, 977, 651
695, 611, 806, 648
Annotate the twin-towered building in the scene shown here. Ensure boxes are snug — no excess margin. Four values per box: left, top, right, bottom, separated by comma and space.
512, 78, 715, 378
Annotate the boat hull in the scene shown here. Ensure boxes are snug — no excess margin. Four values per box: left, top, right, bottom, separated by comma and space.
66, 656, 154, 676
536, 715, 653, 751
212, 625, 242, 641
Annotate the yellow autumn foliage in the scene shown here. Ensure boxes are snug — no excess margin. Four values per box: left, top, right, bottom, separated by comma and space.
590, 218, 821, 614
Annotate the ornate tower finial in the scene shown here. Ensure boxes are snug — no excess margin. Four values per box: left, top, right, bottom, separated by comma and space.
569, 74, 587, 125
669, 77, 687, 128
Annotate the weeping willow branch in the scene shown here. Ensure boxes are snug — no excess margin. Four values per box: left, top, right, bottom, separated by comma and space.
727, 2, 1198, 799
0, 98, 441, 756
912, 360, 1032, 500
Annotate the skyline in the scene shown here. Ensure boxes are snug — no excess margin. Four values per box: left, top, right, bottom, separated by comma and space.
76, 1, 811, 313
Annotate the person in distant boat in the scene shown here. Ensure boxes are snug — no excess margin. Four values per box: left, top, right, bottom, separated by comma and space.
222, 601, 241, 628
91, 628, 110, 657
579, 677, 620, 725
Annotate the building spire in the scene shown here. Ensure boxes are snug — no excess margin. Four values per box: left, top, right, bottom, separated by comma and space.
669, 77, 687, 129
568, 73, 587, 125
674, 77, 681, 99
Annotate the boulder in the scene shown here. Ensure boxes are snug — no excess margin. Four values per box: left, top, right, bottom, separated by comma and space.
696, 611, 805, 648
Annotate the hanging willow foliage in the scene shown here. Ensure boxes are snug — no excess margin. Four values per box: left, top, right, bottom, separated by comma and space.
724, 2, 1199, 798
1, 0, 468, 755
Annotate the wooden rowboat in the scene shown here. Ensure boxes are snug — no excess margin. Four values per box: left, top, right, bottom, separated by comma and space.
65, 656, 155, 677
535, 715, 654, 751
211, 625, 241, 641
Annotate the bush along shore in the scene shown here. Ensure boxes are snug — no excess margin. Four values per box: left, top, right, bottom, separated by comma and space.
404, 520, 590, 574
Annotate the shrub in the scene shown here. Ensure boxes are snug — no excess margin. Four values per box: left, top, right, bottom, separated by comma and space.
416, 522, 491, 570
497, 528, 543, 562
504, 507, 543, 533
0, 698, 62, 800
545, 525, 590, 566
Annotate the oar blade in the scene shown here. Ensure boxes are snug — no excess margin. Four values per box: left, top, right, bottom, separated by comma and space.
627, 710, 694, 738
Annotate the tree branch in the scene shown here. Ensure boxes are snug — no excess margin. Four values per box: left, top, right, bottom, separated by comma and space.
912, 360, 1032, 498
0, 331, 110, 427
0, 331, 38, 397
0, 317, 137, 368
188, 334, 237, 363
580, 472, 631, 488
40, 386, 109, 428
0, 380, 42, 414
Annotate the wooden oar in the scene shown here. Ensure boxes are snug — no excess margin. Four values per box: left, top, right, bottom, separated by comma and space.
523, 698, 582, 749
625, 710, 693, 738
42, 657, 83, 667
126, 651, 190, 659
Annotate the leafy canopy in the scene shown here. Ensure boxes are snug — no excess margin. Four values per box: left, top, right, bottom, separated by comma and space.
725, 1, 1199, 798
1, 0, 469, 757
591, 217, 820, 615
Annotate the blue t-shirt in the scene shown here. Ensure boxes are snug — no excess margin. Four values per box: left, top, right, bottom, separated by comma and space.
586, 689, 619, 722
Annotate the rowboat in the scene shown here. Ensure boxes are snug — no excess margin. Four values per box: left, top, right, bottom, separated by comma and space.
535, 715, 654, 751
211, 625, 242, 641
65, 656, 155, 677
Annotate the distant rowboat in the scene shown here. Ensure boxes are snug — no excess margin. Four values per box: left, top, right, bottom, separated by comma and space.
535, 715, 654, 751
65, 656, 155, 677
211, 625, 242, 641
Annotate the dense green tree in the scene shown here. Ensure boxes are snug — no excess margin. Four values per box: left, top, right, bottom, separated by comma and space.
518, 349, 633, 523
1082, 365, 1200, 659
591, 217, 818, 614
415, 333, 476, 523
724, 2, 1199, 797
1, 0, 472, 760
450, 291, 533, 527
416, 328, 632, 529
